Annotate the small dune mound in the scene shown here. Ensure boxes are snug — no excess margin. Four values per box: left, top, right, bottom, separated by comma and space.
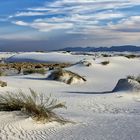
113, 78, 140, 92
75, 59, 94, 67
48, 69, 86, 84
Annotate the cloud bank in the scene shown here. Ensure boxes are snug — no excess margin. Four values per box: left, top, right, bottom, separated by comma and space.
1, 0, 140, 49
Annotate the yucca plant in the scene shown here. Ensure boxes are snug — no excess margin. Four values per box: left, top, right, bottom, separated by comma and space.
0, 89, 68, 124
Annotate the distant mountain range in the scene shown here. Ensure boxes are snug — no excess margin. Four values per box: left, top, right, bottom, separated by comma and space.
58, 45, 140, 52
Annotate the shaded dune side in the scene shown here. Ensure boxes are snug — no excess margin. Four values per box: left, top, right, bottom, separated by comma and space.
66, 79, 140, 94
112, 79, 140, 92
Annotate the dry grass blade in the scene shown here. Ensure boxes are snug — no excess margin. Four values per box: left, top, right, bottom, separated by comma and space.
0, 89, 69, 124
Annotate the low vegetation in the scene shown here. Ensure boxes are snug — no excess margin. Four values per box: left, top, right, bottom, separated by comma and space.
23, 68, 46, 75
0, 62, 71, 75
125, 54, 137, 59
77, 60, 92, 67
101, 54, 111, 57
127, 75, 140, 83
0, 80, 7, 87
48, 69, 86, 84
101, 61, 110, 65
0, 89, 68, 124
0, 71, 3, 76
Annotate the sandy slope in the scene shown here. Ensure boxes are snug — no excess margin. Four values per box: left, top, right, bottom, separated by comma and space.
6, 52, 90, 63
0, 52, 140, 140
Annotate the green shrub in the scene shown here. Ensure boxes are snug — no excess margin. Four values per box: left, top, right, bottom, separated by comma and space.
0, 89, 68, 124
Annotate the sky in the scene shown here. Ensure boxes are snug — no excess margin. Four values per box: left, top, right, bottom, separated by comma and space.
0, 0, 140, 51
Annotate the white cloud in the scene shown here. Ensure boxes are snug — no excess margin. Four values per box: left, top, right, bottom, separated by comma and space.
10, 0, 140, 46
15, 12, 46, 17
13, 20, 73, 32
13, 21, 28, 26
93, 12, 124, 20
108, 16, 140, 32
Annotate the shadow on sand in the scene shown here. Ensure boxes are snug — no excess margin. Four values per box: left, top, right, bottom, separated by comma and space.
64, 91, 113, 95
20, 77, 47, 81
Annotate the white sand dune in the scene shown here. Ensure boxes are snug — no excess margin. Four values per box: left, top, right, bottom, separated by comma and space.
0, 52, 140, 140
5, 52, 91, 63
0, 52, 17, 63
0, 111, 140, 140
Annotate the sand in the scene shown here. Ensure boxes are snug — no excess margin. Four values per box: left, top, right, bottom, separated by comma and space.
0, 52, 140, 140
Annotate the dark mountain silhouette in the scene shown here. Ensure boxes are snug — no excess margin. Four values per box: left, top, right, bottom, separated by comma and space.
58, 45, 140, 52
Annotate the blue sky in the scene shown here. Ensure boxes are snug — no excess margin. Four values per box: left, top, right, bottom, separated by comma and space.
0, 0, 140, 51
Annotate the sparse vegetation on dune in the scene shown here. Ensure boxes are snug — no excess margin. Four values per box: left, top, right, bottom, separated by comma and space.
0, 89, 69, 124
77, 59, 92, 67
34, 64, 44, 69
127, 75, 140, 83
101, 54, 111, 57
0, 71, 3, 76
0, 62, 71, 75
0, 80, 7, 87
48, 69, 86, 84
101, 61, 110, 65
23, 68, 46, 75
125, 54, 137, 59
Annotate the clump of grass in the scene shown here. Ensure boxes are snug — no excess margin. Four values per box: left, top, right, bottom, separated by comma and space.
101, 61, 110, 65
0, 80, 7, 87
34, 64, 43, 69
127, 75, 135, 80
0, 63, 71, 75
0, 89, 68, 124
127, 75, 140, 83
48, 69, 86, 84
0, 70, 5, 76
101, 54, 111, 57
78, 60, 92, 67
125, 54, 137, 59
23, 68, 46, 75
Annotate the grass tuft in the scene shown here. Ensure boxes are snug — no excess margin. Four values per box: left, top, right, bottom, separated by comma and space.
0, 71, 5, 76
101, 54, 111, 57
125, 54, 137, 59
0, 89, 69, 124
0, 80, 7, 87
23, 68, 46, 75
127, 75, 140, 83
101, 61, 110, 65
48, 69, 86, 84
